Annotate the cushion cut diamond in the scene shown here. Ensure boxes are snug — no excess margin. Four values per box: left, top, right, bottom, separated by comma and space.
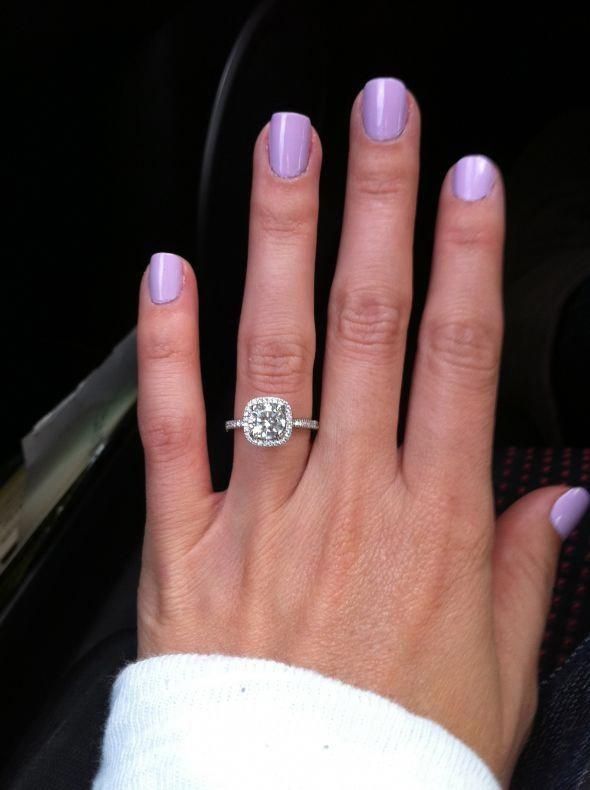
243, 397, 292, 446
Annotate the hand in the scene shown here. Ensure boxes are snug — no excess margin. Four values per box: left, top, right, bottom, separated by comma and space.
135, 79, 588, 784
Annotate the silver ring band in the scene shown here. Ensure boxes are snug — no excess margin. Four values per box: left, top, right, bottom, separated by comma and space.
225, 418, 319, 431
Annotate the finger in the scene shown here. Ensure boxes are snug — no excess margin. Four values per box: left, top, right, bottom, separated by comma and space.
493, 487, 590, 697
403, 156, 504, 492
231, 113, 321, 498
318, 79, 419, 468
137, 253, 213, 551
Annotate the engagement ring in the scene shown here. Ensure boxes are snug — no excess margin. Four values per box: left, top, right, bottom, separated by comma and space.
225, 397, 319, 447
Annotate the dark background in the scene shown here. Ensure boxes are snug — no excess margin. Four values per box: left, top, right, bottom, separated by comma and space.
5, 0, 590, 475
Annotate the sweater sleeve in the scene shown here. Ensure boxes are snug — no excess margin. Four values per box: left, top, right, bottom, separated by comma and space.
93, 654, 500, 789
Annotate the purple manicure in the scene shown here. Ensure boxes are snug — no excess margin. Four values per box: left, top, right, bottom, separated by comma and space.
550, 488, 590, 540
148, 252, 185, 304
362, 78, 408, 141
268, 112, 311, 178
452, 155, 496, 201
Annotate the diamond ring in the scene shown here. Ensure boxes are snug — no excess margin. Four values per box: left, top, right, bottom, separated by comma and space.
225, 396, 319, 447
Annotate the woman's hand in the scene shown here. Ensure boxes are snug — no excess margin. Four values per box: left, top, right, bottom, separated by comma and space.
136, 79, 589, 784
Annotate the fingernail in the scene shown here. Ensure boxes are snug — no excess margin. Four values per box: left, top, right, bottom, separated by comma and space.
148, 252, 184, 304
452, 155, 496, 201
362, 77, 408, 141
268, 112, 311, 178
550, 488, 590, 540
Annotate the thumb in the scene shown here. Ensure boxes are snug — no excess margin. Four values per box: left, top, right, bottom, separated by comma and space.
493, 486, 590, 681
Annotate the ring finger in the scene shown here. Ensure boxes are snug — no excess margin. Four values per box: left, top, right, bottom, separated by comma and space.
230, 112, 321, 500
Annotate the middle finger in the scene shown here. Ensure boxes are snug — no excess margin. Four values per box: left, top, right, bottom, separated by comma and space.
317, 78, 420, 468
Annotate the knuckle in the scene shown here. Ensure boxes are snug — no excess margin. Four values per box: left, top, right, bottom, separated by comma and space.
422, 317, 501, 382
254, 196, 317, 243
140, 410, 196, 463
422, 494, 491, 564
439, 216, 502, 255
241, 332, 314, 394
331, 287, 410, 358
352, 159, 413, 206
141, 327, 195, 368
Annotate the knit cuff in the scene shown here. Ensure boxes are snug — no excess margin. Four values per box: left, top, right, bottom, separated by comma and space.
94, 654, 500, 789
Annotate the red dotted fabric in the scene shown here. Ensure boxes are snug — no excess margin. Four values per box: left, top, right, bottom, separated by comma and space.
494, 447, 590, 678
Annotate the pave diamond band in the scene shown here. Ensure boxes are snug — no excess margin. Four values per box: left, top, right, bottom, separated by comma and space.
292, 418, 320, 430
225, 397, 319, 447
225, 418, 319, 430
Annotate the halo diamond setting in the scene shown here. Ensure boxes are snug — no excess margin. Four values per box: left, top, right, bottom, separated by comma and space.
225, 396, 318, 447
244, 396, 292, 447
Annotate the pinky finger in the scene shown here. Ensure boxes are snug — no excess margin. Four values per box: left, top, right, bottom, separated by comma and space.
137, 253, 214, 553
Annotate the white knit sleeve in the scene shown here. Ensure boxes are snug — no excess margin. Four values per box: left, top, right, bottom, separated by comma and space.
93, 654, 500, 789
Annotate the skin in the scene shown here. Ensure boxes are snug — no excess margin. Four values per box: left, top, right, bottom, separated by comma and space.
136, 90, 565, 786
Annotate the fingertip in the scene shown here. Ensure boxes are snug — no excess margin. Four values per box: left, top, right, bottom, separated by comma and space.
139, 252, 197, 313
351, 79, 420, 146
550, 486, 590, 541
497, 485, 569, 536
253, 114, 322, 182
443, 155, 504, 203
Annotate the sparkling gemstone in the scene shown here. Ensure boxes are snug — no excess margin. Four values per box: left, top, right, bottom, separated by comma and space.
247, 398, 289, 442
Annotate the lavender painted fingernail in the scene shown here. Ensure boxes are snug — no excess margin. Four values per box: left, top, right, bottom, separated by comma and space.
268, 112, 311, 178
362, 78, 408, 141
148, 252, 185, 304
550, 488, 590, 540
452, 155, 496, 201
